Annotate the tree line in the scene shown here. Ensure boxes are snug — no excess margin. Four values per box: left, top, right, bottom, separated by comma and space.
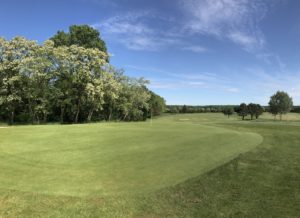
223, 91, 294, 120
232, 103, 264, 120
0, 25, 166, 124
166, 105, 226, 114
167, 91, 294, 121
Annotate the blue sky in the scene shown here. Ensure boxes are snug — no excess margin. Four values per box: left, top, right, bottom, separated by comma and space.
1, 0, 300, 105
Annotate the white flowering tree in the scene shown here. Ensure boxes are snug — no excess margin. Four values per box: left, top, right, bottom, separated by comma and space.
0, 37, 37, 124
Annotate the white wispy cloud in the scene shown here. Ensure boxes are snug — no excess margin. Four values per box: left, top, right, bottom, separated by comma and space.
93, 11, 181, 51
228, 31, 265, 51
127, 65, 239, 93
130, 63, 300, 103
226, 87, 240, 93
180, 0, 268, 51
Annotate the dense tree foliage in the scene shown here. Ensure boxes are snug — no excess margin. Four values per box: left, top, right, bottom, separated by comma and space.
166, 105, 225, 114
254, 104, 264, 119
50, 25, 108, 55
247, 103, 264, 120
148, 91, 166, 117
269, 91, 293, 120
236, 103, 248, 120
0, 36, 165, 124
291, 106, 300, 113
222, 107, 234, 118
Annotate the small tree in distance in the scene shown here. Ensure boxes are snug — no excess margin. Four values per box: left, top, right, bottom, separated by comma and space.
222, 107, 234, 118
255, 104, 264, 119
269, 91, 293, 120
247, 103, 257, 120
238, 103, 248, 120
181, 105, 188, 113
247, 103, 264, 120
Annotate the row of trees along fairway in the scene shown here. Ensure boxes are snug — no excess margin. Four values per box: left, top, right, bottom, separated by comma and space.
166, 105, 225, 113
229, 91, 293, 120
0, 25, 166, 124
236, 103, 264, 120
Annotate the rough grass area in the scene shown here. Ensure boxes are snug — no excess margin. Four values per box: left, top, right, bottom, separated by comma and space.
0, 113, 300, 217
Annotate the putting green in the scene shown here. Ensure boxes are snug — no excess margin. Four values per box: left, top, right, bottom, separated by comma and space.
0, 116, 263, 196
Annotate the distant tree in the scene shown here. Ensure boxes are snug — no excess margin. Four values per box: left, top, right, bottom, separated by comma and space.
238, 103, 248, 120
222, 107, 234, 118
269, 91, 293, 120
170, 106, 179, 113
205, 107, 211, 113
291, 106, 300, 113
50, 25, 108, 55
255, 104, 264, 119
247, 103, 257, 120
247, 103, 263, 120
181, 105, 188, 113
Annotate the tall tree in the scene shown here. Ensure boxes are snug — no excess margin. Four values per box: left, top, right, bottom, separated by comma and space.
50, 25, 108, 55
102, 66, 122, 121
117, 77, 151, 121
0, 35, 165, 124
269, 91, 293, 120
238, 103, 248, 120
52, 45, 107, 123
50, 31, 69, 47
19, 40, 55, 123
0, 37, 37, 124
247, 103, 257, 120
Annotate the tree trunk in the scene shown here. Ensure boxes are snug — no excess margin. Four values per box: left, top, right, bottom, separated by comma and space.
28, 99, 35, 124
108, 107, 112, 121
43, 112, 47, 123
9, 110, 15, 125
36, 114, 40, 125
123, 113, 128, 121
87, 108, 94, 123
74, 101, 80, 123
60, 105, 65, 124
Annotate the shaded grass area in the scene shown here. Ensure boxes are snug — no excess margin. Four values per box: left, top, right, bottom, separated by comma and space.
134, 122, 300, 217
0, 113, 300, 217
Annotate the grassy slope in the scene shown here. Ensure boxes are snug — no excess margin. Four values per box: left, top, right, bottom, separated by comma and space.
0, 113, 300, 217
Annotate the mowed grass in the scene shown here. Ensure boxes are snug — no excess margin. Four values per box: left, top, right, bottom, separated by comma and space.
0, 117, 261, 196
0, 113, 300, 217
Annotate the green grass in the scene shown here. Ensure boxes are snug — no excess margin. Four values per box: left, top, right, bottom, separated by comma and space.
0, 113, 300, 217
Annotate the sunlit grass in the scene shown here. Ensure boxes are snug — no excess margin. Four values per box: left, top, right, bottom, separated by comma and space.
0, 113, 299, 217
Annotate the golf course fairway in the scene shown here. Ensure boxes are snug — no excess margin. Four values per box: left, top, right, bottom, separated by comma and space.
2, 113, 300, 217
0, 114, 262, 197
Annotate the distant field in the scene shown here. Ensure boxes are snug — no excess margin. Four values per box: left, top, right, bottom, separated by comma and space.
0, 113, 299, 217
258, 112, 300, 121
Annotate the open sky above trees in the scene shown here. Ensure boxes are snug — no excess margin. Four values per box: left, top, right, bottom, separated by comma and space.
1, 0, 300, 105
